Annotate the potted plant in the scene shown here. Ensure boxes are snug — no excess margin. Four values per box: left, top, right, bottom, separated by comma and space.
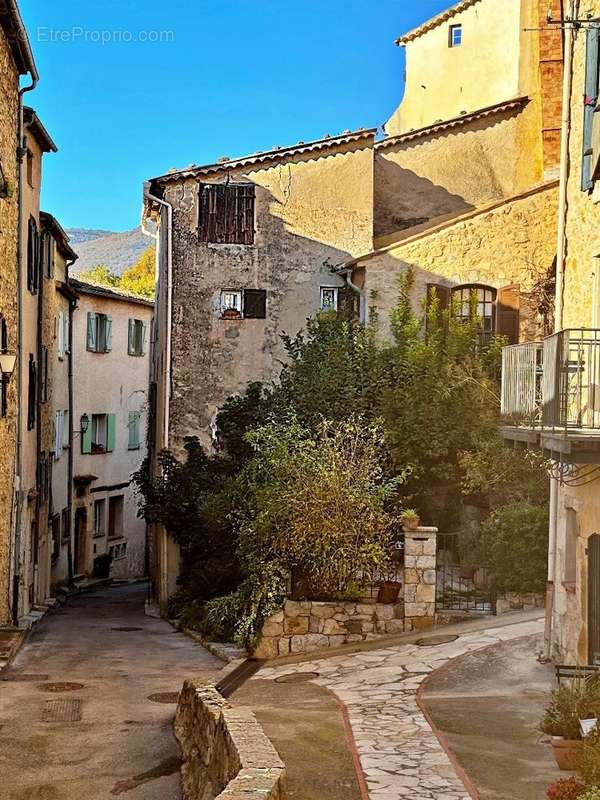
546, 778, 585, 799
93, 552, 113, 579
401, 508, 420, 531
222, 308, 242, 320
541, 678, 600, 770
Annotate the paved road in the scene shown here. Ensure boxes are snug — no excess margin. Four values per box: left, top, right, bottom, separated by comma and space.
0, 583, 222, 800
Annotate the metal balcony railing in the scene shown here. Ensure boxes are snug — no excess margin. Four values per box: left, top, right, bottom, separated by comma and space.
501, 329, 600, 433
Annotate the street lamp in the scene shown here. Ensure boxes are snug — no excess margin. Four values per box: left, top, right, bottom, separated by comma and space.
0, 353, 17, 379
80, 413, 89, 435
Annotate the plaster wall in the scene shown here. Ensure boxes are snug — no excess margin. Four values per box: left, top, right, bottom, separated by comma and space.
0, 29, 19, 624
362, 182, 558, 341
161, 141, 374, 454
386, 0, 523, 136
73, 290, 152, 579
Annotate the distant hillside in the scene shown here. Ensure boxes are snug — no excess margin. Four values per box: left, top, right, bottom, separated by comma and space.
67, 227, 151, 276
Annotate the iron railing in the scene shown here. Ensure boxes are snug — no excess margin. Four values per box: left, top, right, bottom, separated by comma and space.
501, 329, 600, 433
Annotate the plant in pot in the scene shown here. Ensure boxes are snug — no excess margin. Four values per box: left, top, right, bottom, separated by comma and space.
93, 552, 113, 579
546, 777, 585, 800
400, 508, 420, 531
541, 678, 600, 770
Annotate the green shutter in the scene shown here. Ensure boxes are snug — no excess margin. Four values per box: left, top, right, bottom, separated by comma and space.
106, 414, 116, 452
105, 316, 113, 352
81, 415, 92, 454
86, 312, 96, 351
141, 322, 147, 355
127, 319, 134, 355
128, 411, 140, 449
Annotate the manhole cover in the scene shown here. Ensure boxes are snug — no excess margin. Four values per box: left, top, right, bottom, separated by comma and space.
1, 673, 49, 682
38, 682, 85, 693
415, 634, 459, 647
42, 698, 82, 722
148, 692, 180, 704
275, 672, 319, 684
112, 626, 143, 632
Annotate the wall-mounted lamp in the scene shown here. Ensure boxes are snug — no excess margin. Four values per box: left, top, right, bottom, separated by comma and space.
0, 353, 17, 379
80, 413, 89, 435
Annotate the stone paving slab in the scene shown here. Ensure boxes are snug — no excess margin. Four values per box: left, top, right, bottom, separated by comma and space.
256, 618, 544, 799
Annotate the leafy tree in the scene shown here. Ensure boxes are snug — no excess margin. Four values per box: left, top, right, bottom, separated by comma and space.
120, 246, 156, 299
77, 264, 120, 288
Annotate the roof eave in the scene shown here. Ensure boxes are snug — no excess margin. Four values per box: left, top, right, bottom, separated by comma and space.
40, 211, 78, 260
0, 0, 38, 79
23, 107, 58, 153
395, 0, 482, 46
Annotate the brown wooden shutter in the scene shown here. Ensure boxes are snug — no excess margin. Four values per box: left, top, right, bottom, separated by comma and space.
426, 283, 451, 311
243, 289, 267, 319
496, 284, 520, 344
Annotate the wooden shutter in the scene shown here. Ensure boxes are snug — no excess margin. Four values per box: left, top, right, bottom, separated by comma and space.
106, 414, 116, 452
86, 312, 96, 351
496, 284, 520, 344
105, 316, 113, 352
81, 415, 92, 454
426, 283, 451, 312
243, 289, 267, 319
199, 183, 255, 244
583, 26, 600, 191
0, 315, 7, 352
128, 411, 140, 449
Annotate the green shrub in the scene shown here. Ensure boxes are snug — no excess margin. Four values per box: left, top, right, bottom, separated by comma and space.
579, 731, 600, 787
481, 502, 549, 594
541, 679, 600, 741
579, 787, 600, 800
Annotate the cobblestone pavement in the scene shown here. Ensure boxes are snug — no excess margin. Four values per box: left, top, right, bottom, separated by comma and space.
256, 617, 544, 800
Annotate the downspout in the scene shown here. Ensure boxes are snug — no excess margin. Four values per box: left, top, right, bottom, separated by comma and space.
11, 68, 38, 625
66, 276, 77, 586
546, 0, 577, 659
340, 267, 366, 324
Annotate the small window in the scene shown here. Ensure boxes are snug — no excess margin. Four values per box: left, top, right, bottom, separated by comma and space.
320, 287, 339, 312
26, 150, 34, 187
452, 285, 496, 344
91, 414, 107, 453
220, 289, 267, 320
449, 24, 462, 48
82, 412, 115, 454
108, 495, 124, 540
199, 183, 255, 245
128, 411, 141, 450
128, 319, 147, 356
86, 312, 112, 353
94, 499, 106, 537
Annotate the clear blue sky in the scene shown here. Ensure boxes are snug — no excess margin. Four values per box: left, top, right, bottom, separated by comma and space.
19, 0, 452, 231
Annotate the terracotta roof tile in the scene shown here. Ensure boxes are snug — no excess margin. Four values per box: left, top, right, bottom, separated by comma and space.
396, 0, 483, 45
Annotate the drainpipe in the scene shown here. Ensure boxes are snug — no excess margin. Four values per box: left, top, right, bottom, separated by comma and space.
11, 68, 38, 625
66, 281, 78, 586
340, 267, 366, 324
546, 0, 577, 660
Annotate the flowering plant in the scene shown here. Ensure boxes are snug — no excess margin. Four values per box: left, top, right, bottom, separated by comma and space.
546, 778, 585, 800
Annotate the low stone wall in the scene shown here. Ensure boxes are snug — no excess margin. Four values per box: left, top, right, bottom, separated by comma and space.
496, 591, 545, 615
174, 679, 285, 800
254, 598, 405, 658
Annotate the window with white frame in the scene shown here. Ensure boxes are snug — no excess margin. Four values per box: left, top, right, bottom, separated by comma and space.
91, 413, 108, 452
86, 312, 112, 353
449, 24, 462, 47
127, 318, 147, 356
320, 287, 339, 312
220, 290, 243, 317
62, 409, 70, 449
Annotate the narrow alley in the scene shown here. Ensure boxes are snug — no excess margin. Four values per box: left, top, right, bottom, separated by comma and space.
0, 584, 222, 800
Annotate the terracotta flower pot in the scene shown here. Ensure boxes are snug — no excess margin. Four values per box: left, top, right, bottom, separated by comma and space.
551, 736, 583, 771
401, 516, 420, 531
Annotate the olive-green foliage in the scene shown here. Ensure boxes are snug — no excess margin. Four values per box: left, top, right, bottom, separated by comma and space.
77, 264, 120, 288
541, 678, 600, 741
579, 731, 600, 787
580, 786, 600, 800
120, 246, 156, 299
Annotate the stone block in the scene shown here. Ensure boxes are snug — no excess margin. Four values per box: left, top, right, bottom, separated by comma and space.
416, 584, 435, 603
393, 603, 404, 619
385, 619, 404, 634
356, 603, 377, 616
404, 585, 417, 603
376, 621, 387, 634
415, 555, 436, 570
328, 635, 346, 647
309, 616, 324, 633
422, 569, 437, 585
253, 637, 279, 659
284, 616, 309, 635
362, 622, 374, 633
322, 618, 347, 636
496, 597, 512, 615
277, 637, 291, 656
310, 603, 337, 619
403, 555, 417, 568
375, 604, 394, 620
422, 538, 437, 556
345, 634, 364, 642
290, 633, 329, 654
262, 621, 284, 637
346, 619, 364, 635
268, 610, 284, 624
403, 568, 419, 585
284, 600, 311, 616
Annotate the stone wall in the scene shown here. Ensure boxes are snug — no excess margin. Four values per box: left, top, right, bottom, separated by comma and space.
496, 592, 545, 615
174, 679, 285, 800
254, 598, 405, 658
404, 529, 437, 632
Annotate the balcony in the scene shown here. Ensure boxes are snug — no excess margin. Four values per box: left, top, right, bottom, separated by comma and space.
501, 329, 600, 462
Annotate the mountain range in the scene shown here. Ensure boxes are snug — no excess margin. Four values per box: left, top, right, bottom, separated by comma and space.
67, 227, 151, 276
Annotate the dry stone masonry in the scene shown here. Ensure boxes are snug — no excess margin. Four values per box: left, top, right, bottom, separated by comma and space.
175, 679, 285, 800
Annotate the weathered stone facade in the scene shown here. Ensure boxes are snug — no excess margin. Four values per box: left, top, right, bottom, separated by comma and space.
403, 528, 437, 632
175, 679, 285, 800
0, 19, 20, 625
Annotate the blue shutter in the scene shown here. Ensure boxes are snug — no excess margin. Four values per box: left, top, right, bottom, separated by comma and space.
583, 26, 600, 191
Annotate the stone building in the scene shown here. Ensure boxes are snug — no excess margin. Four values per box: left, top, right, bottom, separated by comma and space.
70, 280, 153, 580
143, 0, 564, 608
502, 0, 600, 665
0, 2, 38, 625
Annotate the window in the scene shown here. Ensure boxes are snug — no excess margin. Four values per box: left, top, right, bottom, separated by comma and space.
127, 319, 147, 356
51, 515, 61, 563
220, 289, 267, 319
94, 499, 106, 537
109, 541, 127, 560
198, 183, 255, 244
320, 287, 339, 312
449, 24, 462, 48
108, 495, 124, 540
82, 413, 116, 454
128, 411, 141, 450
453, 285, 496, 344
27, 354, 36, 430
27, 216, 39, 294
86, 312, 112, 353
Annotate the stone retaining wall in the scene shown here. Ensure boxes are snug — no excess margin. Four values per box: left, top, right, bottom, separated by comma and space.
496, 591, 545, 615
254, 598, 405, 658
174, 679, 285, 800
